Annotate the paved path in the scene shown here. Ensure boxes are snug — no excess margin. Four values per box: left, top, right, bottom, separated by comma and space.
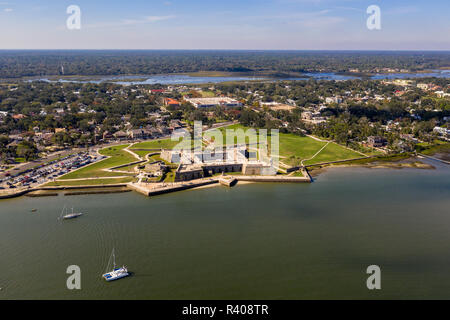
124, 143, 144, 161
301, 141, 331, 166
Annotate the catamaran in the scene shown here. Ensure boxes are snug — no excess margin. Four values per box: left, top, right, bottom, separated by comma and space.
102, 248, 130, 282
59, 205, 83, 220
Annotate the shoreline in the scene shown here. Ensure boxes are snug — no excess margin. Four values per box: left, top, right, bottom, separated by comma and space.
307, 157, 438, 177
1, 153, 447, 200
3, 68, 449, 83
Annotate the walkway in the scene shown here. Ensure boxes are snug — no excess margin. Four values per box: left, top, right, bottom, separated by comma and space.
301, 141, 331, 166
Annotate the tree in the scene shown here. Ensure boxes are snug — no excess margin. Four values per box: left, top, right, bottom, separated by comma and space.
16, 140, 38, 161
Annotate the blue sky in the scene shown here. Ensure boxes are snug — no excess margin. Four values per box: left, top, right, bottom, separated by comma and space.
0, 0, 449, 50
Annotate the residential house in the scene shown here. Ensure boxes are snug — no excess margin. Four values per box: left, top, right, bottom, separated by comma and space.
367, 136, 388, 148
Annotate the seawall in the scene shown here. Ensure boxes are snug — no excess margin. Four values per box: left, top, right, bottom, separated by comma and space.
129, 179, 218, 197
236, 176, 311, 183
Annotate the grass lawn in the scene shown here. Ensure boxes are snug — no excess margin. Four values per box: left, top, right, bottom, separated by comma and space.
291, 170, 304, 177
164, 170, 176, 183
148, 154, 166, 163
301, 142, 362, 165
113, 163, 138, 173
277, 134, 361, 166
308, 153, 413, 169
200, 90, 216, 97
416, 140, 450, 155
44, 177, 135, 186
59, 145, 136, 179
131, 138, 187, 150
205, 124, 362, 166
204, 124, 260, 146
132, 150, 155, 158
358, 148, 384, 157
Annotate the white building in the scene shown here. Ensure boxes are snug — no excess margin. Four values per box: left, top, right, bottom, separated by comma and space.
435, 91, 450, 98
185, 97, 242, 108
433, 126, 449, 138
325, 96, 343, 104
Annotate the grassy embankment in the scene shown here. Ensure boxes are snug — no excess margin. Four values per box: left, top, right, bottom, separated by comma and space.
131, 138, 186, 150
416, 140, 450, 156
57, 145, 136, 180
306, 153, 413, 173
129, 143, 180, 183
204, 123, 362, 166
44, 177, 135, 187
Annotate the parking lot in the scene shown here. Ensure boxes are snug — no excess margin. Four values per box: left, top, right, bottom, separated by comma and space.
0, 151, 105, 190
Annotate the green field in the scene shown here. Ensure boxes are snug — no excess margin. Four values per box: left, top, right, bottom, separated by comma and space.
200, 90, 216, 97
113, 163, 139, 173
45, 177, 135, 186
416, 140, 450, 155
131, 150, 155, 158
88, 125, 364, 172
205, 123, 362, 166
148, 154, 167, 163
164, 171, 176, 183
59, 145, 136, 179
277, 134, 362, 166
204, 124, 259, 146
131, 138, 187, 150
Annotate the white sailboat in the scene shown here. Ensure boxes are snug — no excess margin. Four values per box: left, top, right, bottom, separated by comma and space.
59, 205, 83, 220
102, 248, 130, 282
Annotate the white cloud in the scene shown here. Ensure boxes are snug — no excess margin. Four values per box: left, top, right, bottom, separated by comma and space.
146, 15, 175, 22
244, 10, 345, 28
85, 15, 176, 29
3, 8, 13, 12
386, 6, 419, 15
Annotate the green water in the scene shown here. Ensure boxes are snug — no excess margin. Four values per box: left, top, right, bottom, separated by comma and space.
1, 163, 449, 299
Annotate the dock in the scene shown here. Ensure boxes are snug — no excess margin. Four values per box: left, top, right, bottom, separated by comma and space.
218, 176, 237, 187
128, 179, 218, 197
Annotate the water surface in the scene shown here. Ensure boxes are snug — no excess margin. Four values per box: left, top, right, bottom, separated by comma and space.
0, 162, 449, 299
31, 70, 450, 85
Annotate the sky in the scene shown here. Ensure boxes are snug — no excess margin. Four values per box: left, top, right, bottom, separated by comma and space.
0, 0, 449, 50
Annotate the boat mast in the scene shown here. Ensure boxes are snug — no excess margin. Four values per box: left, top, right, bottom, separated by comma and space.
59, 205, 66, 220
112, 248, 116, 269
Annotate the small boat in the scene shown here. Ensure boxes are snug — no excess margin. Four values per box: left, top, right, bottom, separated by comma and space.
59, 205, 83, 220
31, 208, 37, 212
102, 248, 130, 282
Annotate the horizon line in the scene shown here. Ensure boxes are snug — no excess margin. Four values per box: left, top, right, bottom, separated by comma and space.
0, 49, 450, 52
